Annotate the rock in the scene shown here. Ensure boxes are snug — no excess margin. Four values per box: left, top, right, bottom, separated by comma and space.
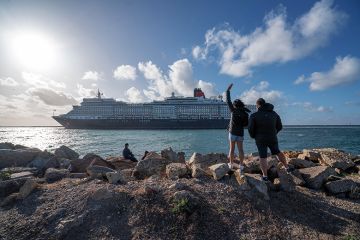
0, 193, 19, 207
166, 163, 190, 180
1, 167, 38, 174
161, 147, 184, 163
54, 145, 79, 160
277, 169, 305, 192
298, 166, 336, 189
297, 149, 321, 162
353, 158, 360, 165
349, 188, 360, 199
18, 179, 38, 199
69, 173, 87, 178
172, 190, 199, 214
89, 188, 113, 201
267, 166, 278, 180
325, 179, 359, 194
191, 164, 209, 178
327, 175, 343, 182
86, 165, 115, 179
0, 142, 15, 150
235, 172, 269, 200
288, 158, 317, 169
283, 150, 301, 159
27, 151, 55, 170
144, 183, 161, 194
133, 152, 169, 179
58, 158, 72, 169
70, 154, 115, 173
105, 171, 124, 184
244, 156, 278, 174
319, 151, 355, 170
10, 171, 34, 179
188, 152, 229, 178
44, 168, 70, 183
105, 156, 136, 170
120, 169, 135, 182
169, 182, 187, 190
177, 152, 185, 163
0, 178, 28, 198
0, 148, 42, 169
209, 163, 230, 180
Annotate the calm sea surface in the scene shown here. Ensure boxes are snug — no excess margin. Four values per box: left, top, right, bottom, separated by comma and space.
0, 126, 359, 159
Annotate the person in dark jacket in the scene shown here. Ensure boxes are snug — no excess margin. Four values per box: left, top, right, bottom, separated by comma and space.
226, 83, 250, 173
123, 143, 138, 162
248, 98, 291, 181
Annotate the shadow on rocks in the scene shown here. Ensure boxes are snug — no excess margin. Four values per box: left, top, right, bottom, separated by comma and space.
268, 189, 360, 236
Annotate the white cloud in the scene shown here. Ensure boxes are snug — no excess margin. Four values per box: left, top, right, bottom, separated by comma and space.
292, 102, 333, 112
240, 81, 282, 104
125, 87, 145, 103
28, 87, 77, 106
294, 75, 306, 85
77, 84, 97, 98
22, 72, 66, 89
82, 71, 102, 81
138, 59, 216, 100
305, 56, 360, 91
193, 0, 347, 77
113, 65, 137, 80
0, 77, 19, 87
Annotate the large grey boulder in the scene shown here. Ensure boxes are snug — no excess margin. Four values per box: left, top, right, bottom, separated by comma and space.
166, 163, 190, 180
18, 179, 38, 199
105, 156, 136, 170
70, 154, 115, 173
288, 158, 317, 169
0, 148, 42, 169
10, 171, 34, 179
235, 172, 269, 200
244, 156, 278, 173
277, 169, 305, 192
297, 150, 321, 162
54, 145, 79, 160
209, 163, 230, 180
319, 151, 355, 170
28, 151, 60, 172
188, 152, 228, 178
86, 165, 115, 179
105, 171, 124, 184
298, 166, 336, 189
325, 179, 359, 194
161, 147, 185, 163
45, 168, 70, 183
0, 142, 15, 150
133, 152, 169, 179
0, 178, 28, 198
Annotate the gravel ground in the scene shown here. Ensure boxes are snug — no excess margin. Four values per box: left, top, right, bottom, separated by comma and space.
0, 176, 359, 240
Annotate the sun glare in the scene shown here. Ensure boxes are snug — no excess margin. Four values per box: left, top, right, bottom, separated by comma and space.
7, 30, 59, 71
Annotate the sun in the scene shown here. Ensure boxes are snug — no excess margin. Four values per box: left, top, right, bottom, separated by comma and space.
7, 30, 59, 71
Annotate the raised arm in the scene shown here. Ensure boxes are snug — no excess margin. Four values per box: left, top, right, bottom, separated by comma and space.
226, 83, 235, 112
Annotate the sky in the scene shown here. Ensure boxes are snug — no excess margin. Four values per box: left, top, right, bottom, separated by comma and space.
0, 0, 360, 126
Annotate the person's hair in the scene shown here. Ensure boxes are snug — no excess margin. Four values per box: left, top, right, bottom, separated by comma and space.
125, 143, 129, 146
256, 98, 265, 106
144, 150, 149, 154
233, 99, 245, 109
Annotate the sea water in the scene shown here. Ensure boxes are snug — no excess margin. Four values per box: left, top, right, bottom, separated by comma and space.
0, 126, 359, 159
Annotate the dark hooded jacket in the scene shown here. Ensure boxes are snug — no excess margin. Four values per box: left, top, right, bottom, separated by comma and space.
248, 103, 282, 144
226, 90, 250, 136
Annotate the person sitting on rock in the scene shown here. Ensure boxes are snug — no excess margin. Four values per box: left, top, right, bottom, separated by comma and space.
141, 150, 149, 160
225, 83, 250, 174
248, 98, 292, 182
123, 143, 138, 162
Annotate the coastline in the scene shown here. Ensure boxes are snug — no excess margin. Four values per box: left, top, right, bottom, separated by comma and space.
0, 142, 359, 239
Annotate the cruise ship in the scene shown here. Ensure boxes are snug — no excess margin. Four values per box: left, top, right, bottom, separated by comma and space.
53, 88, 256, 129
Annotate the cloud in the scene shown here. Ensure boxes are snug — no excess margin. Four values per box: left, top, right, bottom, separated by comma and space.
0, 77, 19, 87
239, 81, 282, 104
22, 72, 66, 88
295, 56, 360, 91
125, 87, 145, 103
193, 0, 347, 77
28, 88, 78, 106
77, 84, 97, 98
138, 59, 216, 100
292, 102, 333, 112
294, 75, 306, 85
82, 71, 102, 81
113, 65, 137, 80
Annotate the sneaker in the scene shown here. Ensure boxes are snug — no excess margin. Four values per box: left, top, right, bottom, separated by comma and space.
262, 176, 269, 182
228, 163, 233, 170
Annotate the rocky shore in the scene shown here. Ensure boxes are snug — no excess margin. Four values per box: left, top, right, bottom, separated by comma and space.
0, 142, 359, 240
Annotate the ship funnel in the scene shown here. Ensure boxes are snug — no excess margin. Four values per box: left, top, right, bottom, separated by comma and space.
193, 88, 205, 98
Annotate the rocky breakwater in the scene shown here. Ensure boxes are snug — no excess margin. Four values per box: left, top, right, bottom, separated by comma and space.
0, 143, 359, 239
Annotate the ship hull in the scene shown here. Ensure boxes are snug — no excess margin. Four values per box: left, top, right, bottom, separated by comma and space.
53, 116, 229, 129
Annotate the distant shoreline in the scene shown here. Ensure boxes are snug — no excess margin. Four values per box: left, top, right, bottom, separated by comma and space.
0, 125, 360, 128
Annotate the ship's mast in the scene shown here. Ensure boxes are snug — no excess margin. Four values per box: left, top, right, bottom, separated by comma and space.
97, 89, 103, 99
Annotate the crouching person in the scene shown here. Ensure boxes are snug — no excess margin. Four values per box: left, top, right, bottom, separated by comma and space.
123, 143, 138, 162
